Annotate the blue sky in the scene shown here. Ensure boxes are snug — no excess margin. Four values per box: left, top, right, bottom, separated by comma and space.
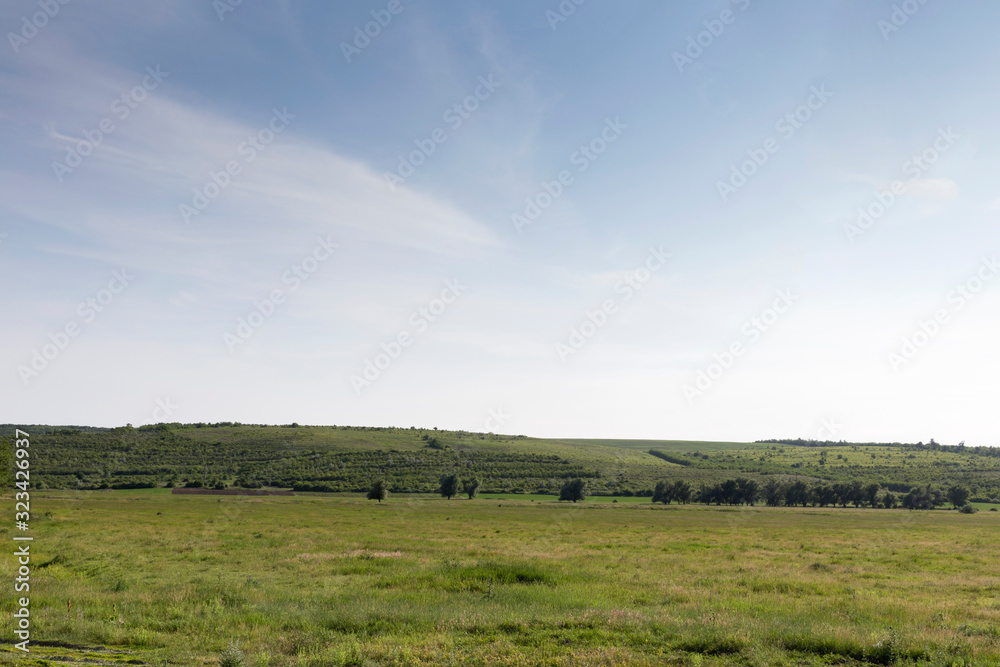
2, 0, 998, 444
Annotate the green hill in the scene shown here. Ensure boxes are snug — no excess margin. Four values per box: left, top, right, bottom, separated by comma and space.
3, 424, 999, 500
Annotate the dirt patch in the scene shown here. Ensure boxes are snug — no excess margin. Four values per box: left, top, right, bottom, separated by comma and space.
0, 639, 149, 665
171, 488, 293, 496
345, 549, 404, 559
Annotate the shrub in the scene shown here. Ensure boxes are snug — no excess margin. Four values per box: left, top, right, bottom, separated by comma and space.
959, 504, 978, 514
218, 640, 246, 667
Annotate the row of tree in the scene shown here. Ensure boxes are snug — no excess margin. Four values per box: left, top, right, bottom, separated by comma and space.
367, 476, 588, 502
653, 477, 973, 510
367, 474, 483, 502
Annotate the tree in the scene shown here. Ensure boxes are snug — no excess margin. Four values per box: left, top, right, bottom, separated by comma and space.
720, 479, 739, 505
652, 480, 669, 504
736, 478, 759, 506
763, 479, 786, 507
559, 478, 586, 503
367, 479, 388, 502
812, 484, 836, 507
786, 481, 810, 507
671, 480, 693, 504
947, 485, 970, 509
832, 483, 851, 508
882, 491, 898, 509
849, 481, 865, 508
864, 483, 881, 508
902, 485, 940, 510
439, 474, 460, 500
463, 477, 481, 499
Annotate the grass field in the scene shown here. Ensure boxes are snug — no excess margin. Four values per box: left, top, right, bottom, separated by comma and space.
4, 490, 999, 666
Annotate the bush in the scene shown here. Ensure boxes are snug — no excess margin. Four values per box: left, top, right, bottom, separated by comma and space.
218, 640, 246, 667
959, 504, 978, 514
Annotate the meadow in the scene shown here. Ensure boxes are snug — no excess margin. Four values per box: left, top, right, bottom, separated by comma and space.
3, 490, 999, 666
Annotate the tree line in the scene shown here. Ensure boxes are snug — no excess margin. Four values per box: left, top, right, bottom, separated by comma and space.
366, 475, 587, 502
653, 477, 977, 511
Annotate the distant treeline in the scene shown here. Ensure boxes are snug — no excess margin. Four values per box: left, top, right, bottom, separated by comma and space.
653, 477, 977, 511
756, 438, 999, 456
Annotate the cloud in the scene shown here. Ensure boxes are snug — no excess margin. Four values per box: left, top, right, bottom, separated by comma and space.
0, 48, 502, 296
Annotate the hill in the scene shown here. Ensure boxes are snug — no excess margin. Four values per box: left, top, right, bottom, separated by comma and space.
3, 423, 999, 500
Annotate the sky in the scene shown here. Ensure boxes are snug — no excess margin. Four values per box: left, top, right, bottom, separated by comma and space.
1, 1, 998, 445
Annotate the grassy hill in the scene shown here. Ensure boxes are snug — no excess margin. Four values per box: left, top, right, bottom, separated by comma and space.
4, 423, 999, 500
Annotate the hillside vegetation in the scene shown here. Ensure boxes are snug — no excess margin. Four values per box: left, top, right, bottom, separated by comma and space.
4, 424, 999, 501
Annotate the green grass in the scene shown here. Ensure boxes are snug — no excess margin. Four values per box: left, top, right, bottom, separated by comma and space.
3, 490, 1000, 666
